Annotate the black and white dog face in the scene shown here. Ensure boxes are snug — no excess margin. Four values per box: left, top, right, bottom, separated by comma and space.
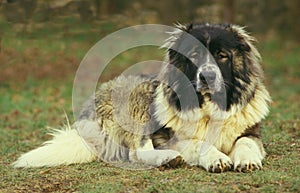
164, 23, 263, 111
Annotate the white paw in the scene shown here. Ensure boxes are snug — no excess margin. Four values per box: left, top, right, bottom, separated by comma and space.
136, 149, 181, 166
230, 148, 263, 172
199, 146, 233, 173
229, 138, 264, 172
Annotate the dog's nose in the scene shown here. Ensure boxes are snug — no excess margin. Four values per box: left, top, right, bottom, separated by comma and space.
199, 70, 217, 84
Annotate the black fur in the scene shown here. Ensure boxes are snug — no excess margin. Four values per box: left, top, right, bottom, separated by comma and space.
166, 23, 255, 111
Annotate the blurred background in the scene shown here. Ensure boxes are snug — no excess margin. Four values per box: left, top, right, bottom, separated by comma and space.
0, 0, 299, 82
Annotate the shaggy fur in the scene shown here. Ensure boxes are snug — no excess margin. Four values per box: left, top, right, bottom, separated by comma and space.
13, 23, 271, 173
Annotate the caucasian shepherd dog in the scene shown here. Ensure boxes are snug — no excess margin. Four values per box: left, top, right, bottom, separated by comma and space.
13, 23, 271, 173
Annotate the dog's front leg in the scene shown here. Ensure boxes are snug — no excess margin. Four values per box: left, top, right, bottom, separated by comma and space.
129, 139, 183, 167
173, 140, 233, 172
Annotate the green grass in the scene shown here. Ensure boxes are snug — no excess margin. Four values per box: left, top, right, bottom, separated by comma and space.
0, 18, 299, 192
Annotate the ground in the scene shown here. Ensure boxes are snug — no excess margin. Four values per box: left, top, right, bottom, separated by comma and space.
0, 18, 299, 192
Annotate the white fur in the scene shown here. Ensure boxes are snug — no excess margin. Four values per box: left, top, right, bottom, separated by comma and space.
229, 137, 265, 171
132, 139, 181, 167
172, 140, 232, 172
198, 145, 232, 172
12, 126, 97, 168
154, 83, 271, 155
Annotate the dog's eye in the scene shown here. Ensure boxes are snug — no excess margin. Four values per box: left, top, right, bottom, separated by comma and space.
218, 52, 227, 59
217, 52, 228, 61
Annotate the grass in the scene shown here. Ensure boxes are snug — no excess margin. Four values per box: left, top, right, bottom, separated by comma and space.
0, 17, 299, 192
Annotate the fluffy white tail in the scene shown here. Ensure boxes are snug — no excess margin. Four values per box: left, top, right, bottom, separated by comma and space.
12, 125, 97, 168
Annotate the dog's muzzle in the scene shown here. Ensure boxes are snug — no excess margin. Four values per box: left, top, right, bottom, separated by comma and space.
199, 69, 217, 85
196, 63, 222, 92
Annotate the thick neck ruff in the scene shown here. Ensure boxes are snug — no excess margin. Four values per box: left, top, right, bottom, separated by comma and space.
153, 83, 271, 132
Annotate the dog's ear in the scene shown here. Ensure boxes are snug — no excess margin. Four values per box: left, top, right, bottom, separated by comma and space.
164, 25, 187, 66
186, 23, 193, 32
222, 23, 232, 31
230, 25, 254, 53
238, 42, 250, 52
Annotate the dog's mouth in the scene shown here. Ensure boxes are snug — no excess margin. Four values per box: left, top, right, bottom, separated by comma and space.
196, 81, 221, 94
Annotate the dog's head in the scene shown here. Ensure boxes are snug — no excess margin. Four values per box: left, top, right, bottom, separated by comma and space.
162, 23, 264, 111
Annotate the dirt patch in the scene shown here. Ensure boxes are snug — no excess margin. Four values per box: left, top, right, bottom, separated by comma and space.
0, 48, 80, 83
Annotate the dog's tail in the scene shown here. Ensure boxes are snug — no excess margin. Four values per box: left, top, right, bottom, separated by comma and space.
12, 123, 97, 168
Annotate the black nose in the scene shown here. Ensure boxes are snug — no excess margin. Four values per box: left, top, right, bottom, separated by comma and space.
199, 70, 217, 84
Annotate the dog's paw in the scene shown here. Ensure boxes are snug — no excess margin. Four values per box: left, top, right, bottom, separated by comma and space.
207, 157, 233, 173
159, 155, 186, 170
230, 149, 263, 172
199, 147, 233, 173
136, 149, 181, 167
229, 138, 264, 172
156, 150, 182, 166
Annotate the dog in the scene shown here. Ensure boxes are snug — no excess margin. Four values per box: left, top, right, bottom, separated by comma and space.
13, 23, 271, 173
